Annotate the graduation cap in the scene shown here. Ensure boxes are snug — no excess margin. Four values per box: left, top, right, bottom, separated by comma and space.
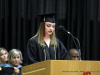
37, 13, 56, 37
37, 13, 56, 23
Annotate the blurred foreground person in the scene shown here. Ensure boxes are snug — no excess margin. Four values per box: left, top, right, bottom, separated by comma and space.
1, 49, 23, 75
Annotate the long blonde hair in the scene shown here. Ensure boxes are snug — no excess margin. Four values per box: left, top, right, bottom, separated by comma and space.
0, 47, 8, 64
32, 22, 57, 47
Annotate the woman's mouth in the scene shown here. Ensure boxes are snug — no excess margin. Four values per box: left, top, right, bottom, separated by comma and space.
49, 31, 52, 33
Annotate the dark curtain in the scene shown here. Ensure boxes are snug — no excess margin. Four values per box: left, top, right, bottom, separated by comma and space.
0, 0, 100, 65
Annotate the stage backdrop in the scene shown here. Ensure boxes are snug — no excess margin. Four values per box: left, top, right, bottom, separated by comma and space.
0, 0, 100, 65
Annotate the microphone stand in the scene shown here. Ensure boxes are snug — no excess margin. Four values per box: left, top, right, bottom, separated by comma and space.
65, 32, 81, 60
58, 25, 81, 60
73, 37, 81, 60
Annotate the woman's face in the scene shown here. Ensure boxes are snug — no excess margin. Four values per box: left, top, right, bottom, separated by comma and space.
0, 50, 8, 63
45, 22, 55, 36
11, 54, 20, 67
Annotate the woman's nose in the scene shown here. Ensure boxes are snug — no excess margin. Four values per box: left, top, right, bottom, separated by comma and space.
50, 27, 53, 30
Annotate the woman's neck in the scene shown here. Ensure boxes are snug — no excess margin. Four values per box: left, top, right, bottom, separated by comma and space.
44, 34, 50, 39
44, 35, 51, 47
12, 64, 19, 67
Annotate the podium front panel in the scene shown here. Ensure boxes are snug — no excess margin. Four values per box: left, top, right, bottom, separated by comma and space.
21, 60, 100, 75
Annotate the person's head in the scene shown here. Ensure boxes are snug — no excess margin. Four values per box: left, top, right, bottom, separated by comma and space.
8, 49, 23, 67
69, 48, 79, 60
45, 22, 55, 36
0, 47, 8, 64
34, 13, 57, 47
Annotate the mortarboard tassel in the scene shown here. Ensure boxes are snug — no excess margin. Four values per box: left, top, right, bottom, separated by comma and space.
44, 16, 45, 37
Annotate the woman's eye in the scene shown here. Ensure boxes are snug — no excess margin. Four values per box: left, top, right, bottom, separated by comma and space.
0, 54, 3, 56
5, 53, 7, 55
47, 25, 50, 27
52, 26, 55, 28
17, 57, 20, 59
13, 57, 16, 59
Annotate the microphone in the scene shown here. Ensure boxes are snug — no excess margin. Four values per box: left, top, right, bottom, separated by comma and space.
58, 25, 71, 35
58, 25, 81, 60
58, 25, 78, 49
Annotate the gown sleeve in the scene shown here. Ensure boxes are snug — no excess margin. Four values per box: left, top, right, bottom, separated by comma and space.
27, 38, 39, 65
58, 39, 70, 60
1, 67, 21, 75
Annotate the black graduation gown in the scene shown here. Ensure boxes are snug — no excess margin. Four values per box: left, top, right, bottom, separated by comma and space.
0, 64, 22, 75
0, 64, 7, 75
27, 37, 70, 65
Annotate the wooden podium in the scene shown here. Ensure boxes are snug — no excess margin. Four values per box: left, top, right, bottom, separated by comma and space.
21, 60, 100, 75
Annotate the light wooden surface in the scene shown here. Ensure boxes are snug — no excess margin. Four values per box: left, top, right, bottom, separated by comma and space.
21, 60, 100, 75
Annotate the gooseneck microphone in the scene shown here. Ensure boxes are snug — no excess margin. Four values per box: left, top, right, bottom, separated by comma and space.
58, 25, 81, 60
58, 25, 71, 35
58, 25, 78, 49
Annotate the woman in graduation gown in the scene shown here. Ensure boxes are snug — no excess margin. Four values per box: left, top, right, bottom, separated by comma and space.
0, 48, 8, 74
1, 49, 23, 75
27, 13, 70, 65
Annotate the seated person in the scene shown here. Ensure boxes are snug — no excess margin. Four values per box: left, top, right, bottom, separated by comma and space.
69, 48, 79, 60
0, 47, 8, 65
0, 47, 8, 74
1, 49, 23, 75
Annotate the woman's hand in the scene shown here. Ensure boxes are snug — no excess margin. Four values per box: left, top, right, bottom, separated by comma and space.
13, 67, 19, 75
